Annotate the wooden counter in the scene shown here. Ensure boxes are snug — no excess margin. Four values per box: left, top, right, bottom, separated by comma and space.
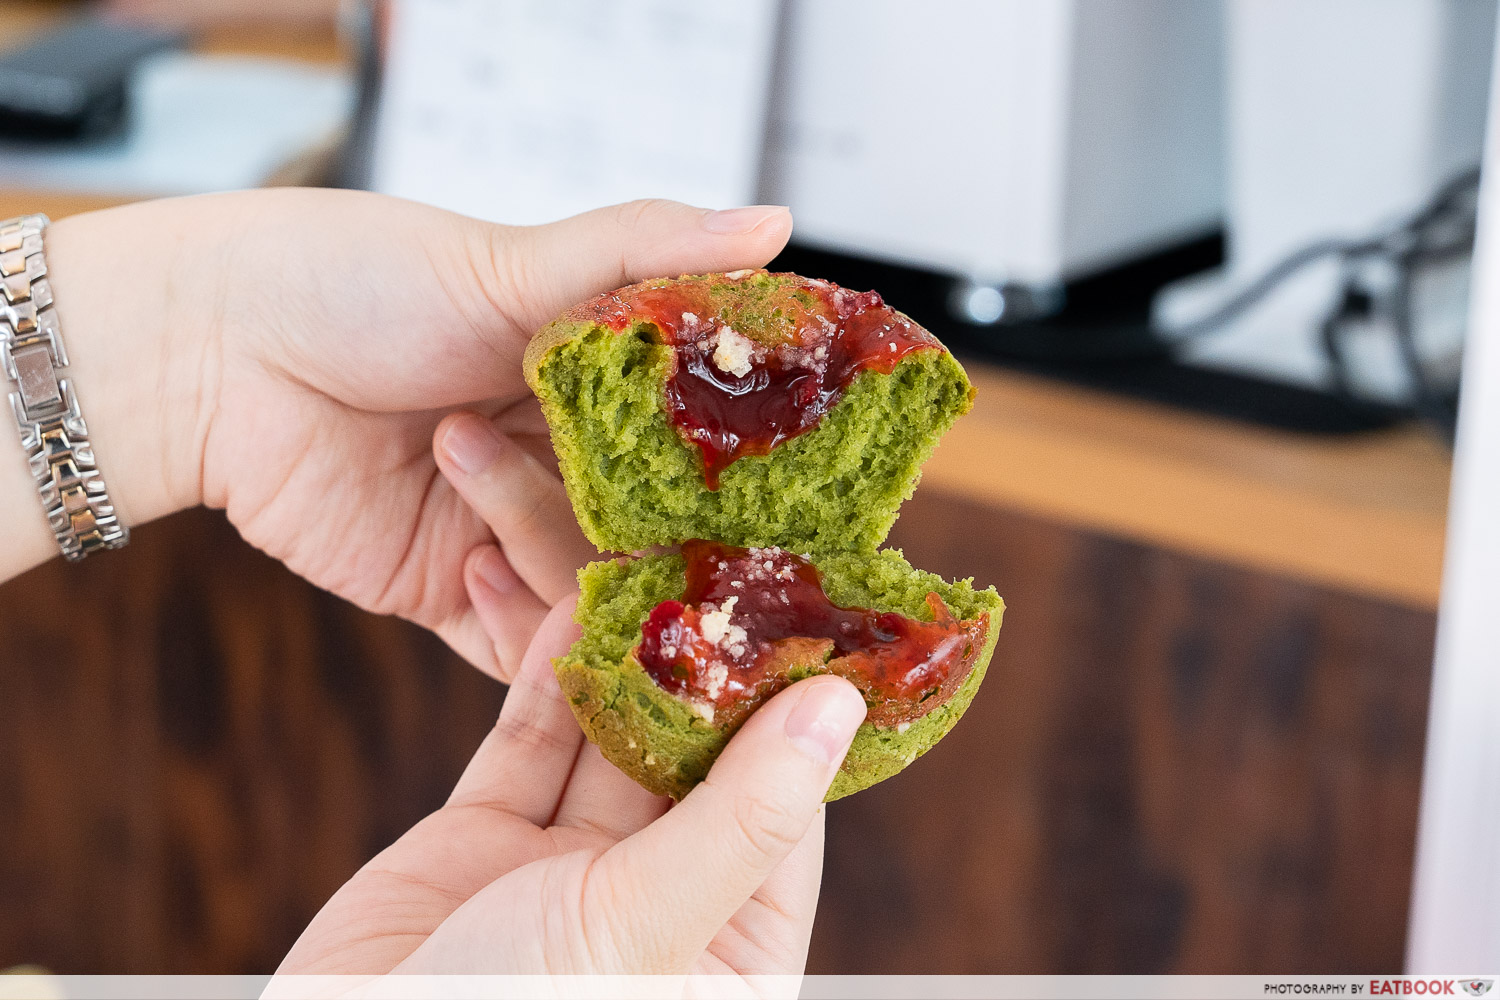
1, 0, 346, 63
925, 366, 1450, 610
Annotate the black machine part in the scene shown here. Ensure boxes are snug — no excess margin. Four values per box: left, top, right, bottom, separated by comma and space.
0, 15, 183, 141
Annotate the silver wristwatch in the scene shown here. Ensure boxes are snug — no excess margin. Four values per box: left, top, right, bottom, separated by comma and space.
2, 214, 128, 561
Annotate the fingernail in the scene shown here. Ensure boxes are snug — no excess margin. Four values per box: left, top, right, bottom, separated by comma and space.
702, 205, 789, 235
784, 680, 867, 766
473, 546, 522, 596
442, 418, 503, 475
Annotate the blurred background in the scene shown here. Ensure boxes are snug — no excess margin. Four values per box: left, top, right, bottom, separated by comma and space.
0, 0, 1483, 974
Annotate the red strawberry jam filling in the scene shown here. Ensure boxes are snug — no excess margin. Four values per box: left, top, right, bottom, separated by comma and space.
634, 540, 988, 729
575, 271, 940, 488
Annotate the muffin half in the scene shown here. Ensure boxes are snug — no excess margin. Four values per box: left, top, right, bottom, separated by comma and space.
555, 542, 1003, 801
524, 270, 974, 554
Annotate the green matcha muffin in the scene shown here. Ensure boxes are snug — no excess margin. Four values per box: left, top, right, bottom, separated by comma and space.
555, 542, 1004, 801
523, 269, 975, 554
531, 270, 1004, 800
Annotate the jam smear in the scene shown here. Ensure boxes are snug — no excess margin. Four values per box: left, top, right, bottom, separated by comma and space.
576, 272, 940, 488
635, 540, 988, 729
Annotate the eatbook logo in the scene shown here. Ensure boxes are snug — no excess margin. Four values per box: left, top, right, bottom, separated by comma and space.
1462, 981, 1494, 997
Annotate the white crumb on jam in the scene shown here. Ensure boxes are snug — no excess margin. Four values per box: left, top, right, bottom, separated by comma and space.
697, 596, 742, 647
776, 337, 831, 371
725, 268, 754, 279
888, 341, 897, 351
702, 659, 729, 701
691, 700, 715, 722
726, 625, 748, 647
712, 326, 756, 378
699, 613, 724, 643
660, 644, 676, 659
682, 311, 698, 326
730, 580, 744, 588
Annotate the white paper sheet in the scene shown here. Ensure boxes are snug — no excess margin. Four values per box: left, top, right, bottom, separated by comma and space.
369, 0, 778, 225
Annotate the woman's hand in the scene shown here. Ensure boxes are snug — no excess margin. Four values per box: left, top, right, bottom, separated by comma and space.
16, 191, 790, 678
273, 595, 868, 981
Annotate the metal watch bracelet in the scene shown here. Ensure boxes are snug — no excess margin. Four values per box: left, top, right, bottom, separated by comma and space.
1, 214, 128, 561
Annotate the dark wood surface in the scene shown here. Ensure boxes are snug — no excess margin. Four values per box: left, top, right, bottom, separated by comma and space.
816, 493, 1435, 973
0, 507, 504, 973
0, 493, 1436, 973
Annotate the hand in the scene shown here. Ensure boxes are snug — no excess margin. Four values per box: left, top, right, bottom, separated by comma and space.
273, 594, 868, 979
23, 191, 791, 678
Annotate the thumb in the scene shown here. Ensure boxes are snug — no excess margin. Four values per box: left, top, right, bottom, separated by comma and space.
590, 675, 867, 972
493, 199, 793, 333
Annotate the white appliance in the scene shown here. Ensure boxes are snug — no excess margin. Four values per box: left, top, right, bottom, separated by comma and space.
1158, 0, 1497, 400
759, 0, 1225, 318
1407, 8, 1500, 969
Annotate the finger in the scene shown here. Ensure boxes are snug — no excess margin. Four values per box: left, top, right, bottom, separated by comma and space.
446, 596, 584, 826
591, 676, 866, 972
461, 544, 551, 682
279, 603, 584, 976
552, 743, 671, 841
435, 412, 595, 603
495, 199, 793, 333
718, 809, 826, 975
490, 397, 552, 452
435, 610, 506, 682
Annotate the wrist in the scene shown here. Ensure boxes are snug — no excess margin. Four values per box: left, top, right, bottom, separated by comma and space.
1, 204, 219, 576
47, 204, 220, 524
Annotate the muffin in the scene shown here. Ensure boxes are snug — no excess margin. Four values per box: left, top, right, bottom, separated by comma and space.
556, 542, 1003, 800
524, 270, 975, 554
527, 271, 1004, 800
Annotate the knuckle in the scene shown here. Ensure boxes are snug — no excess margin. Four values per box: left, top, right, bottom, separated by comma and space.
612, 198, 679, 233
490, 227, 533, 302
482, 462, 568, 541
727, 788, 805, 862
492, 706, 575, 757
461, 223, 531, 338
495, 478, 567, 544
575, 854, 634, 965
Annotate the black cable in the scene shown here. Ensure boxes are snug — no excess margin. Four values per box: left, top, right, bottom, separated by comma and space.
1164, 237, 1353, 341
1162, 166, 1480, 444
1165, 167, 1479, 342
1387, 246, 1460, 442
